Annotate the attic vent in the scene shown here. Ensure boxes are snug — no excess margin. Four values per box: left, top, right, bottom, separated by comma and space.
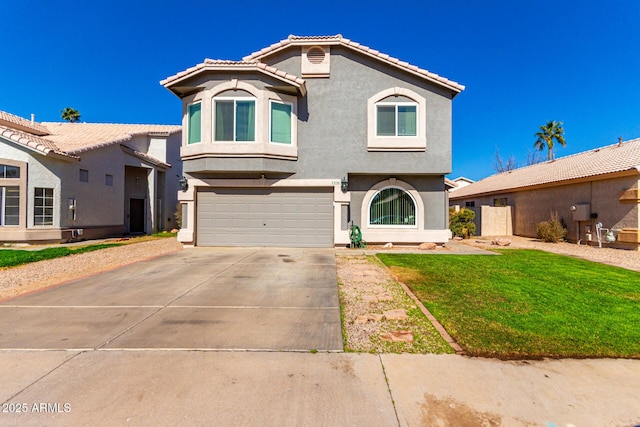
307, 47, 325, 64
302, 46, 330, 77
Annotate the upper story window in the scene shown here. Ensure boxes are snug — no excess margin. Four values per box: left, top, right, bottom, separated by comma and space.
214, 98, 256, 142
270, 101, 292, 145
0, 164, 20, 179
376, 103, 417, 137
369, 187, 417, 227
367, 87, 426, 151
79, 169, 89, 183
187, 102, 202, 144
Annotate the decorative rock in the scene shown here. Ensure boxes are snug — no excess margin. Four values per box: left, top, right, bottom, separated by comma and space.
383, 242, 393, 249
453, 236, 464, 241
380, 330, 414, 343
170, 228, 179, 233
376, 292, 393, 302
419, 242, 437, 250
492, 238, 512, 246
383, 309, 408, 320
354, 315, 370, 324
368, 313, 385, 322
362, 295, 379, 303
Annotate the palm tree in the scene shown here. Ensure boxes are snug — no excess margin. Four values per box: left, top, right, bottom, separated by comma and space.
534, 120, 566, 161
61, 107, 81, 123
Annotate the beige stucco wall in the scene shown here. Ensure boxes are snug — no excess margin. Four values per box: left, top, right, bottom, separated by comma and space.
451, 174, 640, 249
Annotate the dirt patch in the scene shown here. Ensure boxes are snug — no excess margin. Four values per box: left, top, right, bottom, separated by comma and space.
420, 393, 505, 427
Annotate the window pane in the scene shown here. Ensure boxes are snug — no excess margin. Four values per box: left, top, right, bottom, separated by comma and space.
2, 186, 20, 226
369, 188, 416, 226
215, 101, 234, 141
236, 101, 255, 141
376, 106, 396, 136
5, 166, 20, 179
34, 187, 53, 226
271, 102, 292, 144
187, 103, 201, 144
397, 105, 417, 136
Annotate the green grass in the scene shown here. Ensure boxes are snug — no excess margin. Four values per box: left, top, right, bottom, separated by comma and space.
378, 250, 640, 359
0, 244, 123, 268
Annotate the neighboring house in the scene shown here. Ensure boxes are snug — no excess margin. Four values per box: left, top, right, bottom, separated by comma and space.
162, 34, 464, 247
450, 138, 640, 250
0, 110, 182, 242
449, 176, 475, 192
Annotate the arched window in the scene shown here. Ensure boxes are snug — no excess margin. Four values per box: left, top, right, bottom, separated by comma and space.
369, 187, 416, 226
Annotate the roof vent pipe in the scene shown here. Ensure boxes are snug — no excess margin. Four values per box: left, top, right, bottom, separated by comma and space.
618, 137, 623, 146
31, 113, 35, 124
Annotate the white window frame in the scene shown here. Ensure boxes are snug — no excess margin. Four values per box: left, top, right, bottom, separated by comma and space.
0, 186, 20, 227
34, 187, 54, 226
367, 87, 427, 151
269, 100, 294, 145
367, 186, 418, 229
212, 97, 257, 143
375, 102, 418, 137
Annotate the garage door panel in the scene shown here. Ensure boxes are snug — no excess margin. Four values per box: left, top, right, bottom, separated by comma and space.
197, 188, 333, 247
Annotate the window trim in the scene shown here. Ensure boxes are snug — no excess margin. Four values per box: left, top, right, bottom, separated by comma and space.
367, 186, 418, 229
269, 100, 293, 145
212, 96, 257, 143
367, 87, 427, 151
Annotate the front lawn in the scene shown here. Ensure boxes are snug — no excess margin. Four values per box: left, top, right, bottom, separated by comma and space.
378, 250, 640, 359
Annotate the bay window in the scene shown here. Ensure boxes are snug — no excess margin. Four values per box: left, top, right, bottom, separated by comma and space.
187, 102, 201, 144
270, 101, 292, 144
214, 98, 256, 142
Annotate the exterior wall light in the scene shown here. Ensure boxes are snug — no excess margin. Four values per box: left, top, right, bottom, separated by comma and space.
178, 176, 188, 192
341, 176, 348, 193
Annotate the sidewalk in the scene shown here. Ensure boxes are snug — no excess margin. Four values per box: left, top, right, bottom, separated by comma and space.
1, 350, 639, 426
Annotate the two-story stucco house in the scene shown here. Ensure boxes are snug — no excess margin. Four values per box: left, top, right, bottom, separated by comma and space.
162, 35, 464, 247
0, 110, 182, 242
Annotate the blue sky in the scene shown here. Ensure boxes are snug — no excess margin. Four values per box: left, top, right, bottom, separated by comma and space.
2, 0, 639, 180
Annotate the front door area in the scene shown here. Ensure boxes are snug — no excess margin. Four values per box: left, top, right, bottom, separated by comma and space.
129, 198, 145, 234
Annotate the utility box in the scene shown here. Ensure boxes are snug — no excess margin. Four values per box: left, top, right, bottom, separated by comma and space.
572, 204, 591, 222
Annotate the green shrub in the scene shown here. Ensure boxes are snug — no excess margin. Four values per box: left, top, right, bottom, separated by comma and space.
449, 207, 476, 238
537, 212, 567, 242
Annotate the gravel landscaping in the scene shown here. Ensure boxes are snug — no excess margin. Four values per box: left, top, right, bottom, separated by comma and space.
0, 238, 182, 301
464, 235, 640, 272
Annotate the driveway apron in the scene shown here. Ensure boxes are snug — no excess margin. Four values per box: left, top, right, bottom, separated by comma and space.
0, 248, 343, 351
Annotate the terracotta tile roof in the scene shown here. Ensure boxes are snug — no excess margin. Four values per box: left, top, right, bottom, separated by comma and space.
242, 34, 465, 94
0, 110, 50, 135
0, 125, 77, 159
450, 138, 640, 199
41, 122, 181, 154
161, 60, 307, 96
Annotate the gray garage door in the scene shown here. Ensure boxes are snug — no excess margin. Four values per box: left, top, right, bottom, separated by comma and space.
196, 188, 334, 247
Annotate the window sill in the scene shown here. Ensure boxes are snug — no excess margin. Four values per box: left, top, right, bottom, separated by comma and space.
367, 137, 426, 151
181, 141, 297, 160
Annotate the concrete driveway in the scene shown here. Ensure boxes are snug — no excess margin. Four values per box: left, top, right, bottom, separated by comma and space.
0, 247, 342, 351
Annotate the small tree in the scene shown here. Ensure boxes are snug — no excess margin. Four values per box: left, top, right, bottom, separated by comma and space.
449, 207, 476, 238
61, 107, 81, 123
